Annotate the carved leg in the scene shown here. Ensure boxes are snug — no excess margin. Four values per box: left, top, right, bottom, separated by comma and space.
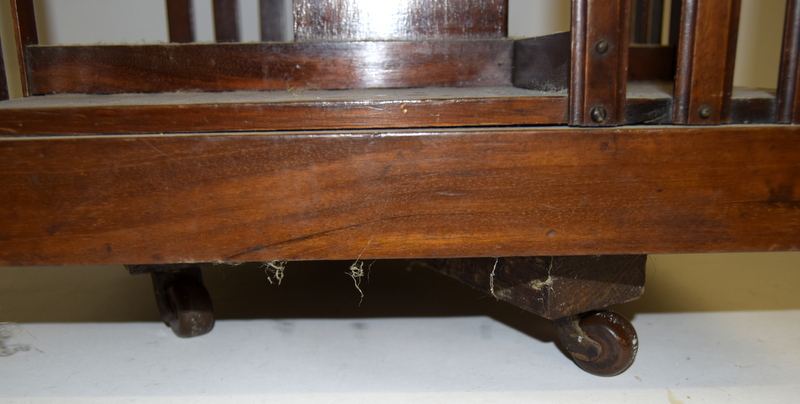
425, 255, 645, 376
127, 264, 215, 338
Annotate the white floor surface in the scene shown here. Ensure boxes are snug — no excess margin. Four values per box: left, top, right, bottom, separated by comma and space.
2, 311, 799, 403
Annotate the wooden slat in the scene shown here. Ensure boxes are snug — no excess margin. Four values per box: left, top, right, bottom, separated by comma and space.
628, 45, 675, 81
1, 36, 8, 101
294, 0, 507, 41
1, 126, 798, 266
166, 0, 195, 43
673, 0, 741, 124
0, 88, 568, 135
633, 0, 664, 44
260, 0, 289, 42
570, 0, 631, 126
10, 0, 38, 97
214, 0, 240, 43
777, 0, 800, 123
25, 40, 512, 94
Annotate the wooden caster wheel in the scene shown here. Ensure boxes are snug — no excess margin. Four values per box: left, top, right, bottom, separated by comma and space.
162, 275, 215, 338
553, 310, 638, 376
146, 266, 215, 338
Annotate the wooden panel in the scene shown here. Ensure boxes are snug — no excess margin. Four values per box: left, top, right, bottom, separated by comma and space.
260, 0, 290, 42
570, 0, 631, 126
777, 0, 800, 123
167, 0, 195, 43
1, 126, 799, 266
0, 88, 568, 135
10, 0, 38, 97
293, 0, 507, 41
26, 40, 512, 94
214, 0, 240, 43
427, 255, 646, 319
1, 37, 8, 101
673, 0, 741, 124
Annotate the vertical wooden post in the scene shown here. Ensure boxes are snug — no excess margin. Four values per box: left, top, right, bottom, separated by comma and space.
166, 0, 195, 43
1, 35, 8, 101
260, 0, 289, 42
570, 0, 631, 126
633, 0, 664, 44
10, 0, 38, 98
673, 0, 741, 124
777, 0, 800, 123
214, 0, 240, 43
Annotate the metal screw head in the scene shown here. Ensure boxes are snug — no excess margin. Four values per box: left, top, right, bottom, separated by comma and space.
591, 106, 608, 123
595, 40, 609, 54
698, 105, 713, 119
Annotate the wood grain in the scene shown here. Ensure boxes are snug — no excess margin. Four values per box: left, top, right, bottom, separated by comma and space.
166, 0, 195, 43
673, 0, 741, 124
10, 0, 38, 97
0, 88, 568, 135
1, 126, 798, 266
777, 0, 800, 123
26, 40, 512, 94
570, 0, 631, 126
293, 0, 507, 41
426, 255, 646, 319
214, 0, 240, 43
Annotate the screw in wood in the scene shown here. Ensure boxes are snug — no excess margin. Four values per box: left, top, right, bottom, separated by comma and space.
595, 40, 609, 54
591, 106, 607, 123
699, 105, 713, 119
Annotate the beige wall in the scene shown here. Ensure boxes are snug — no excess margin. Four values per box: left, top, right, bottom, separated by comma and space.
0, 1, 797, 322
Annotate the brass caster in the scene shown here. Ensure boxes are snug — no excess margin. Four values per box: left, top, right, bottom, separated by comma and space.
553, 310, 638, 376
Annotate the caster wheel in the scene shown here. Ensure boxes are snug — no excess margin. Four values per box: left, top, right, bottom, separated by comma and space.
554, 310, 638, 376
162, 276, 215, 338
148, 267, 215, 338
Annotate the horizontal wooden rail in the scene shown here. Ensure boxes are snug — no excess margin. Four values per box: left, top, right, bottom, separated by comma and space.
1, 126, 798, 266
25, 40, 513, 94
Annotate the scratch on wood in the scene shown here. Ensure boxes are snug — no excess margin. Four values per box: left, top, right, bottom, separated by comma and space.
142, 139, 184, 165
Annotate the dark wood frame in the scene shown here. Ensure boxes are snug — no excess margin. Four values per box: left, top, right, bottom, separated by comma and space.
1, 0, 798, 267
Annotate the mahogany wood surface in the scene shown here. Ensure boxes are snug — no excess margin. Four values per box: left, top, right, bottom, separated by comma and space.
1, 126, 798, 266
0, 88, 567, 135
777, 0, 800, 123
293, 0, 507, 41
10, 0, 37, 97
260, 0, 290, 42
570, 0, 630, 126
427, 255, 646, 319
0, 84, 778, 135
673, 0, 741, 124
25, 40, 512, 94
166, 0, 195, 43
514, 31, 675, 90
214, 0, 240, 43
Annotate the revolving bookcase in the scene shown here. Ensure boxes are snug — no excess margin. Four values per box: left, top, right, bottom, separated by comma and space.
1, 0, 798, 376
